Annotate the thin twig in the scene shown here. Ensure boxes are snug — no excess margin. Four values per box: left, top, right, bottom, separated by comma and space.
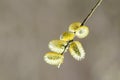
81, 0, 103, 26
61, 40, 73, 55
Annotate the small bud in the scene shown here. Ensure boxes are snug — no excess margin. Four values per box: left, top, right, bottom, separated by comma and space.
44, 52, 64, 68
60, 32, 75, 41
76, 26, 89, 38
48, 40, 67, 53
69, 22, 81, 33
69, 41, 85, 61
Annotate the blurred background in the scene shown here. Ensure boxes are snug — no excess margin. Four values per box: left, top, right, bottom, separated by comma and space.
0, 0, 120, 80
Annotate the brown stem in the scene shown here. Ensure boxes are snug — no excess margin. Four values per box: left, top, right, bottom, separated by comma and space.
81, 0, 103, 26
61, 40, 73, 55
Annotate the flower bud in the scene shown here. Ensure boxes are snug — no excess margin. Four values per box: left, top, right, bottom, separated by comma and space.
69, 41, 85, 61
76, 26, 89, 38
69, 22, 81, 33
44, 52, 64, 68
60, 32, 75, 41
48, 40, 67, 53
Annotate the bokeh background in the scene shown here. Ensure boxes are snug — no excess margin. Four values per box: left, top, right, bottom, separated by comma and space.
0, 0, 120, 80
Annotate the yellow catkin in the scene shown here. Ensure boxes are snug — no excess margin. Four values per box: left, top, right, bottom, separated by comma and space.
76, 26, 89, 38
60, 32, 75, 41
44, 52, 64, 68
69, 22, 81, 33
69, 41, 85, 61
48, 40, 67, 53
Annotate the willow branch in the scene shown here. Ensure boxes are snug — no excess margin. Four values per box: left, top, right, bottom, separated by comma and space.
81, 0, 103, 26
61, 0, 102, 55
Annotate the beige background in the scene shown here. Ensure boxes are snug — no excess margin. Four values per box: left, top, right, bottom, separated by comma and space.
0, 0, 120, 80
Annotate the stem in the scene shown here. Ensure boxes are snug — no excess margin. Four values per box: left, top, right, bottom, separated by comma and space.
81, 0, 103, 26
61, 40, 73, 55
